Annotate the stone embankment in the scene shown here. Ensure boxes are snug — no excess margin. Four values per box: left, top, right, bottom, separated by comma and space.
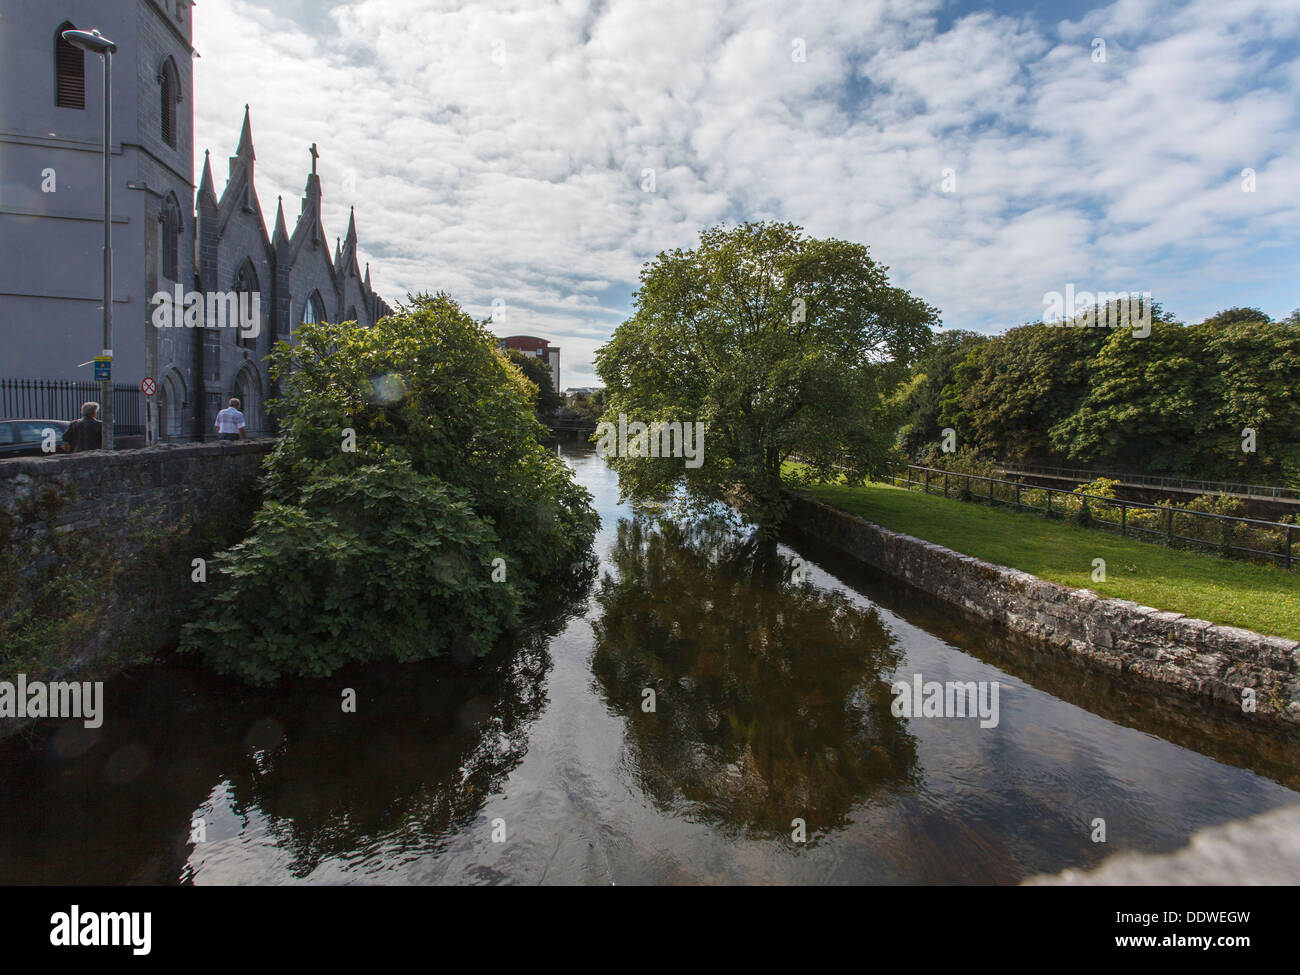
0, 440, 273, 711
784, 491, 1300, 728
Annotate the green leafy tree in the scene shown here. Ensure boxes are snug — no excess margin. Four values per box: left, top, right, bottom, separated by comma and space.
941, 300, 1175, 463
506, 348, 563, 419
1200, 317, 1300, 482
1197, 306, 1271, 328
590, 515, 917, 839
594, 221, 939, 531
181, 292, 599, 684
1048, 318, 1207, 473
893, 329, 988, 459
945, 324, 1108, 462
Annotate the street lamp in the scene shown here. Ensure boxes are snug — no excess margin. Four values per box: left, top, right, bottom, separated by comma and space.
62, 28, 117, 449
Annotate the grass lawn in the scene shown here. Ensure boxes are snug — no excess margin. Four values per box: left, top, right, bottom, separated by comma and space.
793, 475, 1300, 641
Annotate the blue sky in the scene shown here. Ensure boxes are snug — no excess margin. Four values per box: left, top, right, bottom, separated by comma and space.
193, 0, 1300, 387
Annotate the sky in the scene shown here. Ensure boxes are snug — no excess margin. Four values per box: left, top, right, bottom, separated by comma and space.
192, 0, 1300, 389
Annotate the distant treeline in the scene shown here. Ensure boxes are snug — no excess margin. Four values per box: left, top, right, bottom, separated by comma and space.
894, 304, 1300, 486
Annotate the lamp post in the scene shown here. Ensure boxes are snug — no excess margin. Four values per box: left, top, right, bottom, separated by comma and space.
62, 28, 117, 449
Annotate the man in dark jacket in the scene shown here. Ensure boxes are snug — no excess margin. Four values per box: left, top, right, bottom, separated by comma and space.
62, 402, 103, 452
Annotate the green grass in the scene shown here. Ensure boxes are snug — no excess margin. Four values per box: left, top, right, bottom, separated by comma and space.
793, 475, 1300, 641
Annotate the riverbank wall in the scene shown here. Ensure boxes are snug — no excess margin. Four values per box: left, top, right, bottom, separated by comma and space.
0, 440, 273, 713
783, 490, 1300, 728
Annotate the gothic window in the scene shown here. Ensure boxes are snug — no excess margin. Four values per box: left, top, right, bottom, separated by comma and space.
301, 291, 324, 328
159, 58, 180, 147
54, 22, 85, 109
233, 260, 259, 348
160, 194, 182, 281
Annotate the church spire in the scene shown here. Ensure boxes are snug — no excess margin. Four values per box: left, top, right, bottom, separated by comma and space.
340, 206, 360, 277
272, 195, 289, 249
197, 150, 217, 207
236, 104, 254, 160
334, 236, 342, 266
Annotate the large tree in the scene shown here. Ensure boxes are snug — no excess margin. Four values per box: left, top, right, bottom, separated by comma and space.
1048, 318, 1207, 473
1199, 316, 1300, 482
594, 221, 939, 530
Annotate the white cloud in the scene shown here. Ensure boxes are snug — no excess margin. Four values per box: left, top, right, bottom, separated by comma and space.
194, 0, 1300, 386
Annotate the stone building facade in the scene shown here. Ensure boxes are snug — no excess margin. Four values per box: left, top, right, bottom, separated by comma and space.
0, 0, 391, 441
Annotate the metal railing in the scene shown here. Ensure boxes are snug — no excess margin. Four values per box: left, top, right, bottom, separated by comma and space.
994, 459, 1299, 502
0, 378, 144, 437
896, 464, 1297, 570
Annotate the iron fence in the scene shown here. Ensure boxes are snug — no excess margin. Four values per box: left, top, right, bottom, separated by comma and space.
995, 460, 1299, 502
0, 378, 144, 437
896, 464, 1297, 570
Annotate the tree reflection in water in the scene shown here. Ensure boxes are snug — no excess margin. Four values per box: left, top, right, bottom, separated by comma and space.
206, 559, 598, 879
591, 515, 918, 841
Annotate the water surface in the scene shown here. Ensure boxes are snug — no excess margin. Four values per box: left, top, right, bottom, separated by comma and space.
2, 441, 1297, 884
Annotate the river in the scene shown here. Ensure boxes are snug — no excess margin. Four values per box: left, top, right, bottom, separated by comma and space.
1, 440, 1297, 884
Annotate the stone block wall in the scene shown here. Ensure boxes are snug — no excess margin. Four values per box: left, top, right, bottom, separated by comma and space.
784, 491, 1300, 727
0, 440, 273, 691
0, 440, 271, 543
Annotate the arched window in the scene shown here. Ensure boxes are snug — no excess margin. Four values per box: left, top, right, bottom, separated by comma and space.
233, 260, 259, 348
161, 194, 182, 281
55, 22, 85, 109
158, 57, 180, 147
296, 290, 325, 338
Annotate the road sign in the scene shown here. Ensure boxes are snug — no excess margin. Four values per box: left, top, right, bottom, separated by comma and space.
93, 355, 112, 381
141, 376, 156, 397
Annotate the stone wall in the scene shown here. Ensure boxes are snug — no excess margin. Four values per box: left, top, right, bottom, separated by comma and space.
0, 440, 273, 691
784, 491, 1300, 727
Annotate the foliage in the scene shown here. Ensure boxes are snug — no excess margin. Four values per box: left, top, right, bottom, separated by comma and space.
181, 462, 521, 684
595, 221, 940, 532
560, 388, 606, 424
889, 299, 1300, 485
1197, 306, 1271, 329
181, 292, 599, 683
506, 348, 563, 419
891, 329, 988, 458
1048, 319, 1206, 473
1199, 317, 1300, 484
590, 513, 917, 837
946, 322, 1113, 462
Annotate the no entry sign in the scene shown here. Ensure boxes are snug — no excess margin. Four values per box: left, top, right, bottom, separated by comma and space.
141, 376, 156, 397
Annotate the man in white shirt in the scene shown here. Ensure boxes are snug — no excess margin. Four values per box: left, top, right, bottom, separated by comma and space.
214, 397, 247, 441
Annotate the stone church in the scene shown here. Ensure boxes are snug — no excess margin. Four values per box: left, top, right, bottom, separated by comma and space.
0, 0, 392, 441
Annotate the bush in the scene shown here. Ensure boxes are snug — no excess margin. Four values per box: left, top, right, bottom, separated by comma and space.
182, 462, 520, 684
180, 292, 599, 684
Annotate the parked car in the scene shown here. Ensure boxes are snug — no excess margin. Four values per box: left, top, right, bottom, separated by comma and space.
0, 418, 71, 458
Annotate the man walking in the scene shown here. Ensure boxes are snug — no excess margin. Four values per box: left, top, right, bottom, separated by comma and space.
214, 397, 247, 441
61, 402, 103, 452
